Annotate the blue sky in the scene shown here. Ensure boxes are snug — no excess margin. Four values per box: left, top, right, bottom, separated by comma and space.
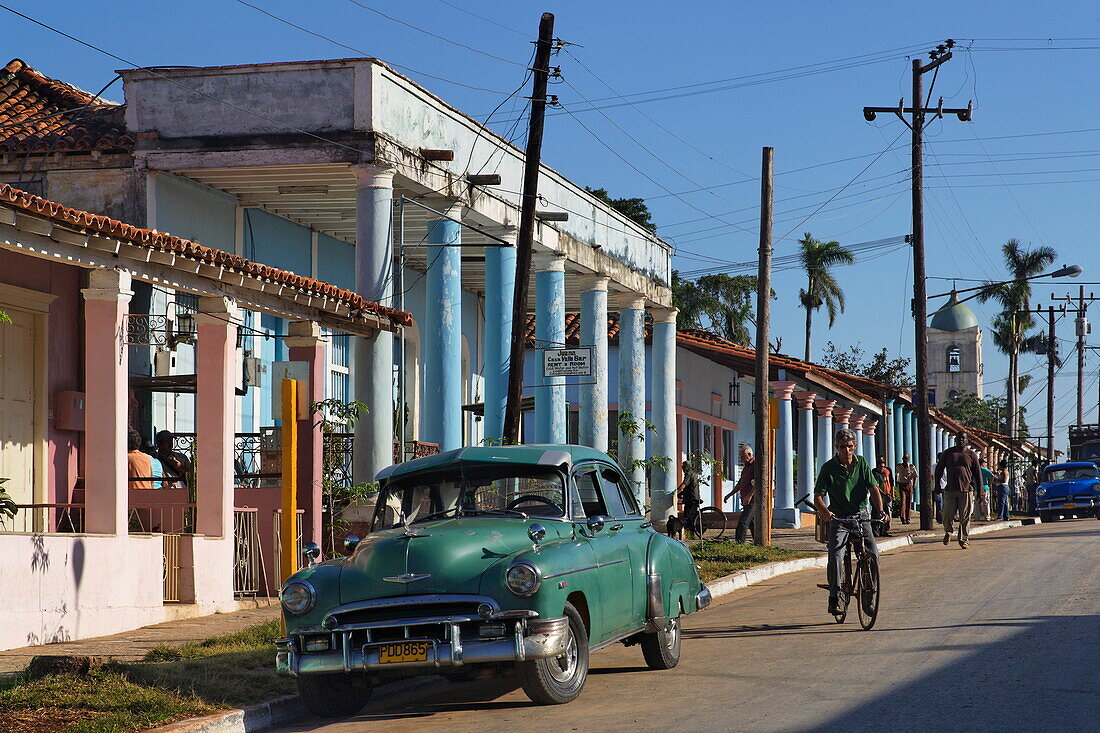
6, 0, 1100, 451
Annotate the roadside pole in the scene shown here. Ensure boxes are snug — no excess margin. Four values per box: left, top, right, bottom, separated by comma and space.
753, 147, 774, 546
280, 378, 298, 585
503, 12, 556, 444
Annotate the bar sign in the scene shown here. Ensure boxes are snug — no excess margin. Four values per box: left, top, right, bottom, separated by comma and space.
543, 348, 592, 378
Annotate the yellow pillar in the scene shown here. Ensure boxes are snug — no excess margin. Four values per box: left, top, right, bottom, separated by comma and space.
280, 378, 299, 584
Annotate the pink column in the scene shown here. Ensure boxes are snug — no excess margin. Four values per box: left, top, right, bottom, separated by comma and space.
81, 269, 133, 535
814, 399, 836, 471
833, 406, 853, 431
287, 320, 326, 548
850, 414, 866, 432
195, 297, 240, 538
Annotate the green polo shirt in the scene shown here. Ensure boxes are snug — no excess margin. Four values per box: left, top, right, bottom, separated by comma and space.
814, 454, 882, 516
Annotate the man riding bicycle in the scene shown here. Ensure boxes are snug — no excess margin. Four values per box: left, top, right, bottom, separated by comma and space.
814, 428, 887, 616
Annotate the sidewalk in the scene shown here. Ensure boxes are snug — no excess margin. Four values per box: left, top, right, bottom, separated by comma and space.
0, 602, 278, 675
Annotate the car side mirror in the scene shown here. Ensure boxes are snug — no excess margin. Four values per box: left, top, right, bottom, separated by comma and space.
587, 516, 607, 533
302, 541, 321, 567
343, 535, 360, 554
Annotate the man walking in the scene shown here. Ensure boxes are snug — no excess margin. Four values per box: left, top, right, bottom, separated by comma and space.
894, 453, 916, 525
814, 429, 886, 615
725, 444, 755, 544
934, 431, 983, 548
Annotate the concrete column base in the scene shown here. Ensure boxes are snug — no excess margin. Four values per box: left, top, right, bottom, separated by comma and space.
771, 508, 800, 528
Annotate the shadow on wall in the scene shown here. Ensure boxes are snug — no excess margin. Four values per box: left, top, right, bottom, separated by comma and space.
806, 614, 1100, 732
24, 537, 84, 646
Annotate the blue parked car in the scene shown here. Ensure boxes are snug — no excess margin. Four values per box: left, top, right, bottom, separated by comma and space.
1035, 462, 1100, 523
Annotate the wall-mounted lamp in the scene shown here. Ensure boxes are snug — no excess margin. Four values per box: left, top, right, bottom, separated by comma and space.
728, 379, 741, 406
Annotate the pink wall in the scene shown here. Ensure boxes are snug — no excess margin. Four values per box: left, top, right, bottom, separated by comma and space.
0, 251, 83, 503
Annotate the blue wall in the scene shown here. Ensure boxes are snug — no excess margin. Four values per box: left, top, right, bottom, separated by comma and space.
155, 173, 236, 251
245, 208, 311, 276
317, 234, 354, 290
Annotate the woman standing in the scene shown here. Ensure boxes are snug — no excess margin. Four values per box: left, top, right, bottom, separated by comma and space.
873, 456, 894, 537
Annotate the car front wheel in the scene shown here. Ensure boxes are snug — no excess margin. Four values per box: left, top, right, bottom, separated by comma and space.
640, 614, 681, 670
517, 602, 589, 705
297, 672, 372, 718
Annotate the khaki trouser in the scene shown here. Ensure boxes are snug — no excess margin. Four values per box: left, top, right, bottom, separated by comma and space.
942, 490, 973, 544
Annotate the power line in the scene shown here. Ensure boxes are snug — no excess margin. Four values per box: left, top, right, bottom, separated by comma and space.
343, 0, 530, 68
228, 0, 514, 94
432, 0, 528, 37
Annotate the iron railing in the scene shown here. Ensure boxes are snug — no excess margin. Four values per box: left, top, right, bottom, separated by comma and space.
233, 508, 266, 598
0, 504, 85, 534
163, 533, 182, 603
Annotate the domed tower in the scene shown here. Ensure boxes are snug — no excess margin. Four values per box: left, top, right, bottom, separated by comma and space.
928, 291, 984, 402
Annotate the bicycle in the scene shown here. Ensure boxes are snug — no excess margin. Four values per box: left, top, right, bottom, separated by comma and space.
669, 498, 728, 541
796, 494, 880, 630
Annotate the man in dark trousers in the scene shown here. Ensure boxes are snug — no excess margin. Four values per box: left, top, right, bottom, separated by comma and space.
724, 444, 755, 544
934, 431, 983, 549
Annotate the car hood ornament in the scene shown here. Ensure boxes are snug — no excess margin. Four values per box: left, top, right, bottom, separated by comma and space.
382, 573, 432, 584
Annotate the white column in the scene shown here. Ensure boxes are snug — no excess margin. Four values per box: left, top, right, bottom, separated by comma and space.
864, 419, 879, 467
617, 293, 647, 502
578, 275, 610, 450
650, 307, 678, 524
534, 254, 567, 443
352, 163, 395, 481
851, 413, 866, 456
772, 381, 798, 528
794, 391, 817, 514
815, 399, 836, 472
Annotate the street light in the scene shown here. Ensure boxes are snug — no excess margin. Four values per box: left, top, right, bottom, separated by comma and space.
927, 264, 1083, 306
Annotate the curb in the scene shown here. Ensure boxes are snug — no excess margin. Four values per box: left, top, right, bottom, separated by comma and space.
705, 520, 1022, 600
151, 696, 304, 733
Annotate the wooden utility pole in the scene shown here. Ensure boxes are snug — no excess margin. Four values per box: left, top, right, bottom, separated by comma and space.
502, 12, 556, 444
863, 41, 972, 531
1047, 305, 1057, 461
1051, 285, 1097, 427
753, 147, 774, 547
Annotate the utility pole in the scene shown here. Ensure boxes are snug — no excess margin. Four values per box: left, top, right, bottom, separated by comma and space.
1019, 303, 1066, 462
863, 41, 972, 531
1051, 285, 1097, 427
503, 12, 556, 444
753, 146, 774, 547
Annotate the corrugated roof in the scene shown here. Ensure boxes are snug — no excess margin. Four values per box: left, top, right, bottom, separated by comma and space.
0, 59, 133, 154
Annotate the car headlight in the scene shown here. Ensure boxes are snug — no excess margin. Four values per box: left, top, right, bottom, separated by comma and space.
1037, 487, 1047, 497
505, 562, 541, 597
280, 580, 316, 615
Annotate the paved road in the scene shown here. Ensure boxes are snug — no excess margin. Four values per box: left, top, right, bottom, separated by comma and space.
277, 521, 1100, 732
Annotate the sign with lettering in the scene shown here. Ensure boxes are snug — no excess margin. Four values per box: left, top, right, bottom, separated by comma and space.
542, 348, 593, 378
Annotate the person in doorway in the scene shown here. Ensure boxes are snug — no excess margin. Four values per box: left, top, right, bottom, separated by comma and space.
724, 444, 756, 544
934, 431, 983, 549
994, 460, 1011, 521
676, 461, 702, 533
814, 429, 886, 615
127, 429, 155, 490
873, 456, 894, 537
894, 453, 916, 525
156, 430, 193, 488
978, 457, 994, 522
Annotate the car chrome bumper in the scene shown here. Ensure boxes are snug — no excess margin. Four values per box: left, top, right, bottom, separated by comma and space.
695, 586, 712, 611
1038, 498, 1099, 510
276, 616, 569, 677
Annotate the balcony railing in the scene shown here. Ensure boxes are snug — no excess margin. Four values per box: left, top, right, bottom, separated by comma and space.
0, 504, 85, 534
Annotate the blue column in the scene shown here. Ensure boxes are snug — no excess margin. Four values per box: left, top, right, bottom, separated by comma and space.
865, 420, 878, 466
909, 410, 920, 506
852, 415, 865, 456
421, 202, 463, 451
883, 399, 896, 469
579, 275, 609, 450
893, 402, 905, 466
815, 399, 835, 472
534, 255, 566, 444
617, 294, 647, 501
352, 163, 395, 482
773, 381, 797, 528
651, 308, 678, 524
482, 226, 516, 444
795, 391, 817, 516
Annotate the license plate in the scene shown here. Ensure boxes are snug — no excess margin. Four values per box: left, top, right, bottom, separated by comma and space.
1063, 503, 1076, 509
377, 641, 430, 664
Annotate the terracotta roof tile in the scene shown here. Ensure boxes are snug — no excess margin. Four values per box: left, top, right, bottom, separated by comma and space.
0, 59, 133, 154
0, 183, 411, 327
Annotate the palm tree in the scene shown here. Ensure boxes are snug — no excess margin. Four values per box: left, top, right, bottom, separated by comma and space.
798, 233, 854, 361
976, 239, 1057, 447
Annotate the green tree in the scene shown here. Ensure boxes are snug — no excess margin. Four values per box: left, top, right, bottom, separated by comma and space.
941, 390, 1029, 437
798, 233, 854, 361
977, 239, 1057, 442
671, 271, 760, 346
585, 187, 656, 232
821, 342, 914, 388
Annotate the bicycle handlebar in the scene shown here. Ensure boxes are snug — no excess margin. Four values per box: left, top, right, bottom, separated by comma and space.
795, 493, 885, 523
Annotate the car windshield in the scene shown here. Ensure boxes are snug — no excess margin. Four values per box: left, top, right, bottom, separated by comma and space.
371, 464, 566, 530
1044, 466, 1099, 482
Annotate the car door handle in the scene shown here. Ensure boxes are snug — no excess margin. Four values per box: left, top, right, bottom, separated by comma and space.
609, 523, 624, 531
640, 521, 653, 529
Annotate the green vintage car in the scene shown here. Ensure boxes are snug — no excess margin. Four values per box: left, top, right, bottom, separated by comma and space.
275, 444, 710, 717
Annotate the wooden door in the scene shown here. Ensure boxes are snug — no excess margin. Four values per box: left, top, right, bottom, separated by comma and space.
0, 308, 36, 504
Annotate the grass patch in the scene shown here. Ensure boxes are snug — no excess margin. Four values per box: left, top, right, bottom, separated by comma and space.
0, 670, 213, 733
691, 540, 816, 583
1, 620, 293, 732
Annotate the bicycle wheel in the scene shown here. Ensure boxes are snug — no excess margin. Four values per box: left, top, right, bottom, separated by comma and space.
834, 550, 851, 624
856, 553, 880, 630
699, 506, 727, 540
688, 510, 704, 540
